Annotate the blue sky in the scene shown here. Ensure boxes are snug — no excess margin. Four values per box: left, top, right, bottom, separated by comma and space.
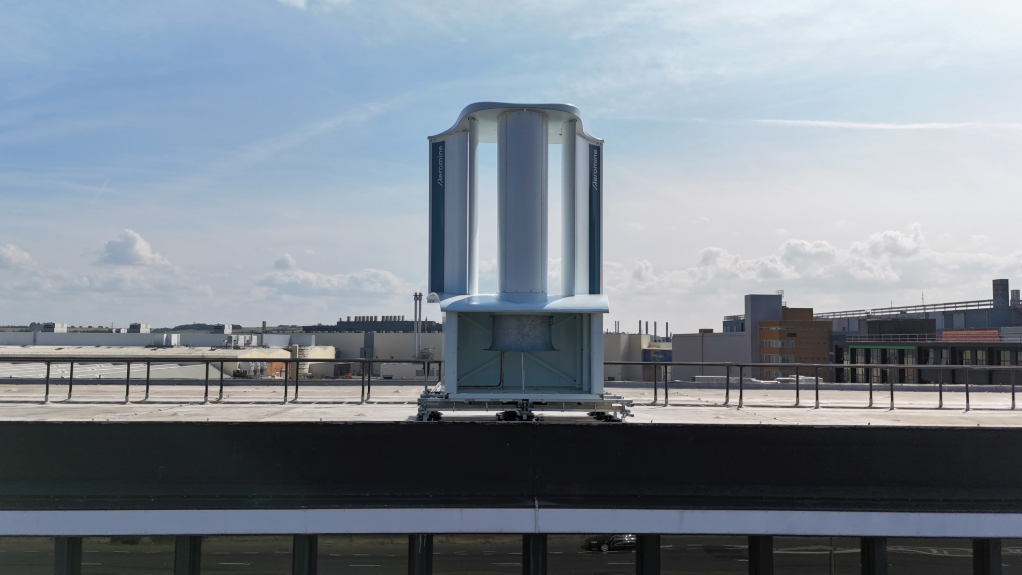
2, 0, 1021, 330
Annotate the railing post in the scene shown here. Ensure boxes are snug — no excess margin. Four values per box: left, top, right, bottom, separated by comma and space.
651, 361, 658, 405
144, 361, 151, 401
868, 375, 873, 408
218, 362, 224, 402
366, 361, 372, 401
889, 371, 894, 410
724, 365, 730, 406
795, 366, 800, 407
124, 360, 131, 404
294, 367, 300, 402
203, 361, 210, 404
283, 360, 290, 405
738, 366, 744, 409
664, 365, 669, 406
1012, 368, 1016, 411
814, 366, 820, 409
67, 361, 74, 401
44, 361, 51, 404
360, 361, 365, 403
965, 368, 971, 412
938, 366, 943, 409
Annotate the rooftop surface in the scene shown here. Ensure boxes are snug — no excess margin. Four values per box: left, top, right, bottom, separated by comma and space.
1, 380, 1020, 427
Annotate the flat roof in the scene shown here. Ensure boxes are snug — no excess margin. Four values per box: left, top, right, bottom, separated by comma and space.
0, 381, 1019, 428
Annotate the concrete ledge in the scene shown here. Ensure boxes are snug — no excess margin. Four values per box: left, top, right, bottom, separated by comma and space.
5, 508, 1022, 538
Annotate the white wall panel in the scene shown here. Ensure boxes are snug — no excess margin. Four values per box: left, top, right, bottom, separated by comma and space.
443, 131, 469, 295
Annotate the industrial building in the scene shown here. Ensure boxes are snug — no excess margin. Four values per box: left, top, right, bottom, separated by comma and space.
673, 293, 832, 381
674, 279, 1022, 382
304, 315, 442, 334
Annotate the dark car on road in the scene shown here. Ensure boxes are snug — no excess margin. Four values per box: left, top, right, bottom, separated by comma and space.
582, 534, 636, 553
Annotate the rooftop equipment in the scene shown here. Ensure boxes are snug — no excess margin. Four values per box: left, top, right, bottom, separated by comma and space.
418, 102, 630, 421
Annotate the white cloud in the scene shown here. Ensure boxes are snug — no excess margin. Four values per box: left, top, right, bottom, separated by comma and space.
274, 254, 298, 270
0, 244, 33, 269
603, 224, 1022, 329
257, 266, 411, 298
96, 230, 169, 266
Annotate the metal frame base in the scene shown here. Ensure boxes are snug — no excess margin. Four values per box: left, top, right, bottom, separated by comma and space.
416, 390, 631, 422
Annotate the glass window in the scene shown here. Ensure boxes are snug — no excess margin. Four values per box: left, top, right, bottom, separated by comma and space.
661, 535, 748, 575
82, 537, 174, 574
870, 349, 882, 383
201, 536, 292, 574
977, 350, 987, 365
1003, 351, 1013, 367
551, 535, 640, 574
888, 538, 972, 575
775, 537, 859, 575
318, 535, 406, 575
904, 350, 917, 384
434, 534, 521, 575
999, 538, 1022, 574
0, 537, 53, 575
962, 350, 973, 365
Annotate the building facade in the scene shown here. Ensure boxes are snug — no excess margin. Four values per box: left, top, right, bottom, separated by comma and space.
758, 307, 832, 379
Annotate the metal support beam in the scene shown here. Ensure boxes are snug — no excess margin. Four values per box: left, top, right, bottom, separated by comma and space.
174, 536, 202, 575
636, 534, 660, 575
860, 537, 887, 575
973, 539, 1001, 575
54, 536, 82, 575
408, 534, 433, 575
523, 534, 547, 575
748, 535, 773, 575
293, 535, 318, 575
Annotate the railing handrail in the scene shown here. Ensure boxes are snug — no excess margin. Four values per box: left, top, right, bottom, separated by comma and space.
815, 299, 994, 319
0, 356, 441, 364
843, 333, 1019, 343
0, 355, 1019, 410
0, 356, 1015, 370
604, 360, 1020, 371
